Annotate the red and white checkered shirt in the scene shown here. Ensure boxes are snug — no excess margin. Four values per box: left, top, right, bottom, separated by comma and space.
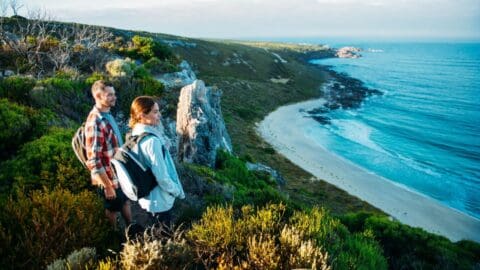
85, 106, 120, 186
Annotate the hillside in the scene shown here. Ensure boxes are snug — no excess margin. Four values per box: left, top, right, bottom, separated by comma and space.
1, 16, 479, 269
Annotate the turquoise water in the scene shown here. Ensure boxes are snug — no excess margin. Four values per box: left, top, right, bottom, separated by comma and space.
308, 42, 480, 219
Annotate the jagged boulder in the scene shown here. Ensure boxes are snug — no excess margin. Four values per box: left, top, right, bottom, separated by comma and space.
176, 80, 232, 167
160, 117, 178, 158
336, 46, 362, 58
156, 60, 197, 90
246, 162, 286, 186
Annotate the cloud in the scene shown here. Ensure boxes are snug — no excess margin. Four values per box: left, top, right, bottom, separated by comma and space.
21, 0, 480, 39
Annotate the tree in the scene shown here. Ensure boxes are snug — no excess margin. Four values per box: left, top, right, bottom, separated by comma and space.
8, 0, 23, 16
0, 10, 113, 76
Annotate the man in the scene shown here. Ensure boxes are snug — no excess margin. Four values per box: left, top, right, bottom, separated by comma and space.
85, 80, 131, 228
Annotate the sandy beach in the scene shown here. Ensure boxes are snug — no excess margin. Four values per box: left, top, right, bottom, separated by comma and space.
257, 98, 480, 242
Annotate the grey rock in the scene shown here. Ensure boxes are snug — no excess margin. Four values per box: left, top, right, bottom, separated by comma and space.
176, 80, 232, 167
336, 46, 362, 58
161, 117, 178, 159
156, 60, 197, 90
246, 162, 286, 186
162, 40, 197, 48
1, 69, 15, 77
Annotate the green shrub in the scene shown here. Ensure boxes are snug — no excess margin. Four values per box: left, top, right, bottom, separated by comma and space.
142, 57, 163, 73
189, 150, 286, 207
131, 35, 173, 61
85, 71, 105, 85
0, 99, 54, 160
143, 57, 179, 74
136, 76, 164, 97
291, 208, 387, 269
0, 127, 90, 194
133, 65, 151, 79
187, 204, 330, 269
110, 75, 164, 115
340, 212, 480, 269
0, 76, 36, 104
0, 99, 31, 159
32, 77, 90, 121
0, 188, 111, 269
120, 204, 331, 269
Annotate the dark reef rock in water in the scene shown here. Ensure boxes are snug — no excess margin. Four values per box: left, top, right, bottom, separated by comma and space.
307, 115, 331, 125
304, 70, 382, 125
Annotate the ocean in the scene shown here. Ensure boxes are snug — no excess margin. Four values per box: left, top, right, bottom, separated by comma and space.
305, 41, 480, 220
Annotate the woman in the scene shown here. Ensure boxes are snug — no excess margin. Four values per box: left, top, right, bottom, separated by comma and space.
129, 96, 185, 224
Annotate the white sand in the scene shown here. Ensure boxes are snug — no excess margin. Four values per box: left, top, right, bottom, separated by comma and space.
257, 99, 480, 242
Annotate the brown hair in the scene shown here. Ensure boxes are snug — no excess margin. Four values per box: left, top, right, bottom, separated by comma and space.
129, 96, 157, 128
91, 80, 113, 96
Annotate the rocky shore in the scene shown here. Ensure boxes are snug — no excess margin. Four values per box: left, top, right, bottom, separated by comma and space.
304, 69, 382, 125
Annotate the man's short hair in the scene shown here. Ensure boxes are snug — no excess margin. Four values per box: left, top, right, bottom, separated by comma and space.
91, 80, 114, 96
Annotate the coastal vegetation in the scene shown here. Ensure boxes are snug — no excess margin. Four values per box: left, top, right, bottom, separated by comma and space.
0, 13, 479, 269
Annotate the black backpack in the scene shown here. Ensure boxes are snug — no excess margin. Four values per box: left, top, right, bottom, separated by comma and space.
111, 133, 162, 201
72, 122, 88, 169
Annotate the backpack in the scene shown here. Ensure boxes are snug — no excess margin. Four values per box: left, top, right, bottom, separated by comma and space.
111, 133, 162, 201
72, 122, 88, 169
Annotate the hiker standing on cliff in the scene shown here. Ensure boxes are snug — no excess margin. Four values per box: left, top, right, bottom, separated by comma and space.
85, 80, 132, 228
128, 96, 185, 225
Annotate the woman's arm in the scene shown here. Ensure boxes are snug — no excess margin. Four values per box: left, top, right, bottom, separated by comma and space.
142, 137, 180, 197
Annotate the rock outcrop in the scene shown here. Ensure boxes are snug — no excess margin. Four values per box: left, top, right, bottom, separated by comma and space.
246, 162, 286, 186
336, 46, 362, 58
156, 60, 197, 90
176, 80, 232, 167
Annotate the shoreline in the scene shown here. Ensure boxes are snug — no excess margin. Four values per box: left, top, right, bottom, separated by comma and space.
257, 98, 480, 243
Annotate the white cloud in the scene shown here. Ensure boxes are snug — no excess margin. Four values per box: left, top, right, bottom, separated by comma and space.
21, 0, 480, 40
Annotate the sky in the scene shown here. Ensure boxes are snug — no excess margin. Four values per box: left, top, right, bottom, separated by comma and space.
14, 0, 480, 41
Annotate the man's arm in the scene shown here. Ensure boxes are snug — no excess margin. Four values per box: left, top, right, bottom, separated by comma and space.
85, 119, 116, 197
92, 172, 116, 199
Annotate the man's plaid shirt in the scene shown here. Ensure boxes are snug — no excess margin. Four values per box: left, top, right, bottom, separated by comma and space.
85, 106, 120, 186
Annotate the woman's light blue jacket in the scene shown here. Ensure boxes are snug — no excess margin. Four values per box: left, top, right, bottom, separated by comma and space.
131, 123, 185, 213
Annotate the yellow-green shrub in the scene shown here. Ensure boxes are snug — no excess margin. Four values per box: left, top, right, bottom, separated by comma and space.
291, 207, 387, 270
120, 226, 193, 270
110, 204, 388, 269
0, 188, 111, 269
105, 58, 135, 78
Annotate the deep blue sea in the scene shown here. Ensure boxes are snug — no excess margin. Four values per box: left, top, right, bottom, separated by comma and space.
306, 41, 480, 219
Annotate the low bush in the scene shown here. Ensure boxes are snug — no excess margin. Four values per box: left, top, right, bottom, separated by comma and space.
0, 99, 54, 160
105, 58, 135, 78
137, 76, 164, 97
0, 76, 36, 105
0, 127, 90, 194
189, 150, 286, 207
143, 57, 180, 74
0, 188, 111, 269
291, 207, 387, 269
85, 71, 105, 85
0, 99, 32, 159
340, 212, 480, 269
32, 77, 90, 121
119, 204, 332, 269
131, 35, 174, 61
47, 247, 96, 270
